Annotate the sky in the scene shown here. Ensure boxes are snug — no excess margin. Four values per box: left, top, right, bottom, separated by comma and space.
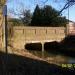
6, 0, 75, 22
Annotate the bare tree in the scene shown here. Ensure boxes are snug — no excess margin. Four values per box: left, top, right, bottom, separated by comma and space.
7, 0, 75, 18
41, 0, 75, 14
60, 0, 75, 14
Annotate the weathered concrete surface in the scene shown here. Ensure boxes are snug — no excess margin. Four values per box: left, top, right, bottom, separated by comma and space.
9, 26, 66, 49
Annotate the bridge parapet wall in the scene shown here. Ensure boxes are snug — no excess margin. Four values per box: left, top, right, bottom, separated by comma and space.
10, 26, 66, 49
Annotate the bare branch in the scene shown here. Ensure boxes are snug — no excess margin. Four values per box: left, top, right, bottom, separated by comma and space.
59, 0, 75, 14
41, 0, 48, 5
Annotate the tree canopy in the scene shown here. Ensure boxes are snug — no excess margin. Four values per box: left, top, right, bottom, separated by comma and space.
21, 10, 32, 25
31, 5, 68, 27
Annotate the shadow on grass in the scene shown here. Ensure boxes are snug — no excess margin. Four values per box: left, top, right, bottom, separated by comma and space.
0, 51, 75, 75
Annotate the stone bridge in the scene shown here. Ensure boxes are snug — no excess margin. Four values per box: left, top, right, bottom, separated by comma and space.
9, 26, 66, 50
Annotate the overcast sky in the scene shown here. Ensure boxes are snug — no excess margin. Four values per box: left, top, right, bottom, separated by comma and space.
6, 0, 75, 22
